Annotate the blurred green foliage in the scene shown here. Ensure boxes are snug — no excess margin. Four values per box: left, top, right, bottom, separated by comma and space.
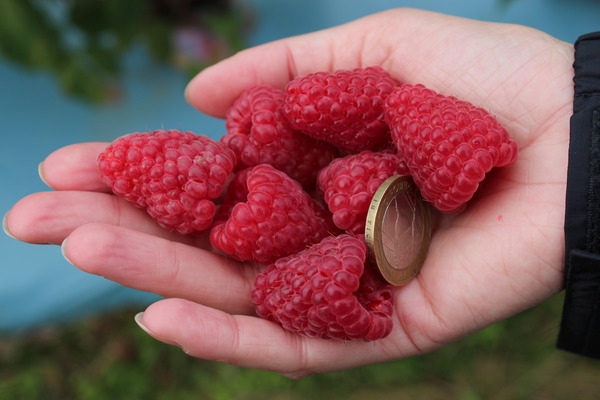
0, 0, 250, 103
1, 2, 599, 397
1, 294, 599, 400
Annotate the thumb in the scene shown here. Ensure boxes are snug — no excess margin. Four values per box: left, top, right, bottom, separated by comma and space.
184, 29, 343, 118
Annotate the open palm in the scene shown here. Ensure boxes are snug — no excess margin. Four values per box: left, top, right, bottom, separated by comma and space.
5, 9, 574, 378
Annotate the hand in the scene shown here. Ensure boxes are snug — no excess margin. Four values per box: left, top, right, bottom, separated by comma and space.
4, 8, 574, 378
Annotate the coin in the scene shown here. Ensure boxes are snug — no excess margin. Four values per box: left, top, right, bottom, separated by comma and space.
364, 175, 432, 286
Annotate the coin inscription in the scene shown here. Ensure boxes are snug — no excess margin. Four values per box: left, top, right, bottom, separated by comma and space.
365, 175, 431, 286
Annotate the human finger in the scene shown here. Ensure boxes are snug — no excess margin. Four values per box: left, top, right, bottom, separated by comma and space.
137, 298, 418, 377
62, 223, 259, 314
185, 8, 573, 140
185, 8, 441, 118
4, 191, 193, 245
184, 24, 347, 118
40, 142, 110, 192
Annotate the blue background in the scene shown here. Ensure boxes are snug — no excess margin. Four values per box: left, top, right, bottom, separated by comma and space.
1, 0, 599, 332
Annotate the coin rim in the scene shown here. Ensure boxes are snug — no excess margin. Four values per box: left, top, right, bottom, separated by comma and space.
364, 175, 432, 286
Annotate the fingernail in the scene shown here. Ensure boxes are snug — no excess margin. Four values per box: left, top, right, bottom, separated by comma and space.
134, 312, 188, 351
38, 162, 51, 187
61, 238, 73, 265
134, 312, 154, 336
2, 212, 17, 240
184, 71, 205, 105
184, 80, 194, 105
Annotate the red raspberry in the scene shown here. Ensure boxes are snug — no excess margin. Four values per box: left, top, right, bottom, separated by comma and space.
384, 84, 519, 212
251, 234, 394, 341
209, 164, 336, 265
318, 150, 409, 233
282, 67, 399, 153
97, 130, 236, 234
224, 85, 338, 187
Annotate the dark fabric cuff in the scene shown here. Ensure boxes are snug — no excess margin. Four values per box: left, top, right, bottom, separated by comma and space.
558, 250, 600, 357
558, 31, 600, 358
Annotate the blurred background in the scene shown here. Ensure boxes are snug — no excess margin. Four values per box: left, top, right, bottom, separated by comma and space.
1, 0, 599, 399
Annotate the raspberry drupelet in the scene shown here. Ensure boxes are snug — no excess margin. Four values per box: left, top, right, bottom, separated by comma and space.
384, 84, 519, 212
318, 150, 410, 233
252, 234, 394, 341
209, 164, 337, 265
97, 130, 236, 234
223, 85, 338, 188
282, 67, 400, 153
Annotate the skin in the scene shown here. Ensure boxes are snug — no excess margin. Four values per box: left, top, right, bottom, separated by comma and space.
4, 9, 574, 378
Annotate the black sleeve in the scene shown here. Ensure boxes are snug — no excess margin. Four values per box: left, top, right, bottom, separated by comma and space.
557, 31, 600, 359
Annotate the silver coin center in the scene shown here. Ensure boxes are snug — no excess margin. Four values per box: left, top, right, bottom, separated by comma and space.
381, 191, 424, 270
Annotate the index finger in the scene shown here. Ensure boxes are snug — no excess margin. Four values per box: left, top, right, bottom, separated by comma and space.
184, 8, 573, 140
40, 142, 110, 192
183, 13, 370, 118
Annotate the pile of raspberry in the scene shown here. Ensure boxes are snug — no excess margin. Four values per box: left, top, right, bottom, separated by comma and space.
98, 67, 518, 341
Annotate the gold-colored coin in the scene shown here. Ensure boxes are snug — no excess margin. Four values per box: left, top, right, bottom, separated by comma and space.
364, 175, 432, 286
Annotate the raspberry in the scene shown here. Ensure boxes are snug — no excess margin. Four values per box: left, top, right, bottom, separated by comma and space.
318, 150, 409, 233
282, 67, 399, 153
251, 234, 394, 341
384, 84, 519, 212
97, 130, 236, 234
209, 164, 336, 265
224, 85, 338, 187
